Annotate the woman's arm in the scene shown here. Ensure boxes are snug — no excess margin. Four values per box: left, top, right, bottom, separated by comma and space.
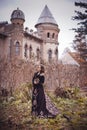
32, 72, 37, 85
32, 72, 40, 85
39, 75, 45, 84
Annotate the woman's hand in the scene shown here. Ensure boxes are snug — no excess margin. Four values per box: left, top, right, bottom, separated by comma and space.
34, 78, 39, 84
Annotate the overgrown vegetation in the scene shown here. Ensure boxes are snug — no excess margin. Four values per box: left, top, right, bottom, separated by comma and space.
54, 86, 80, 99
0, 84, 87, 130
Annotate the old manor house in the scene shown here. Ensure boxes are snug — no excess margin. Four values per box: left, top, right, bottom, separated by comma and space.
0, 5, 60, 63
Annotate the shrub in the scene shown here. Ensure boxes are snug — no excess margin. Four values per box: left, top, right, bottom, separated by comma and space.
13, 83, 32, 103
55, 87, 80, 99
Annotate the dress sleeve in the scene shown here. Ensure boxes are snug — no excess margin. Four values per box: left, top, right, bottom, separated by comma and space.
39, 75, 45, 84
32, 72, 36, 85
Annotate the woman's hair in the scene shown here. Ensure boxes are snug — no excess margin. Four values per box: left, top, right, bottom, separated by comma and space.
40, 65, 44, 73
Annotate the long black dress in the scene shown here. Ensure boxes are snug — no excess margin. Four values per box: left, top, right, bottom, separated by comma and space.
31, 72, 50, 117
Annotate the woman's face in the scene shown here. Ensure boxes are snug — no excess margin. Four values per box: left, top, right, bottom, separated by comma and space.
37, 65, 41, 72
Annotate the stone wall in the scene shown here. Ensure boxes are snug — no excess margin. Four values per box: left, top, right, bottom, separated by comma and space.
0, 59, 86, 94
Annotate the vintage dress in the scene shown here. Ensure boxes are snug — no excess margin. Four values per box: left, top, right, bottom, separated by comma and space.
32, 72, 49, 117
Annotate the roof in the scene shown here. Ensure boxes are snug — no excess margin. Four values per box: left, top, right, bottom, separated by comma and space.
0, 21, 8, 28
60, 52, 80, 66
35, 5, 58, 27
0, 33, 8, 39
10, 8, 25, 21
24, 31, 43, 43
69, 52, 86, 65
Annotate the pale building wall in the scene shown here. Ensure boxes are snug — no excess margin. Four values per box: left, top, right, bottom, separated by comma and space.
0, 37, 10, 59
0, 39, 4, 59
4, 38, 10, 58
36, 23, 59, 62
43, 42, 58, 61
7, 24, 24, 59
36, 24, 59, 44
0, 8, 60, 63
22, 37, 41, 61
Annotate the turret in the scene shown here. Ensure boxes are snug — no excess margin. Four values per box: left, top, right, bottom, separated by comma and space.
35, 5, 60, 62
9, 8, 25, 59
35, 5, 60, 44
10, 8, 25, 26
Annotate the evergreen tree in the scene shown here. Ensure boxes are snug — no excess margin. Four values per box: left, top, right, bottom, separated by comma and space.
72, 1, 87, 62
73, 1, 87, 34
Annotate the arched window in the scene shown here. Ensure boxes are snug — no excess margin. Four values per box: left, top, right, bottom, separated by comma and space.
55, 47, 58, 60
24, 44, 28, 58
29, 45, 32, 59
47, 32, 50, 38
48, 49, 52, 62
8, 39, 12, 58
15, 41, 20, 55
36, 48, 40, 60
52, 33, 55, 39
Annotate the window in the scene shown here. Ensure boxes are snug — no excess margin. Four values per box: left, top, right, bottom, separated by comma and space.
15, 41, 20, 55
48, 49, 52, 62
55, 47, 58, 60
47, 32, 50, 38
8, 39, 12, 58
36, 48, 40, 60
24, 44, 28, 58
52, 33, 55, 39
29, 45, 32, 59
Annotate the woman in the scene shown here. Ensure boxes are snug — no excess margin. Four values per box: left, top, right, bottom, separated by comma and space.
31, 65, 55, 118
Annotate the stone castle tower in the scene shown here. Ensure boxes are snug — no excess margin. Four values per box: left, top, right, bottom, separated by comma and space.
10, 8, 25, 59
0, 5, 60, 63
35, 5, 60, 62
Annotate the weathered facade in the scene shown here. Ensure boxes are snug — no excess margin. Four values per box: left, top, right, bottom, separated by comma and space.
0, 5, 59, 63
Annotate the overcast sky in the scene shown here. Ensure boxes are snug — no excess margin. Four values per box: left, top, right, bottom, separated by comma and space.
0, 0, 85, 56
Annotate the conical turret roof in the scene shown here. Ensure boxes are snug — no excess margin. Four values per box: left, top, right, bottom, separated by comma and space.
35, 5, 58, 27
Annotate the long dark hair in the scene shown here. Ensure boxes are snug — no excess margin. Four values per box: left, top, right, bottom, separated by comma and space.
40, 65, 44, 73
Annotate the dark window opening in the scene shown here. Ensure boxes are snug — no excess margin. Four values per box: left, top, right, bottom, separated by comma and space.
36, 48, 40, 60
29, 45, 32, 59
55, 47, 58, 60
47, 32, 50, 38
15, 41, 20, 55
24, 44, 28, 58
52, 33, 55, 39
48, 49, 52, 62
